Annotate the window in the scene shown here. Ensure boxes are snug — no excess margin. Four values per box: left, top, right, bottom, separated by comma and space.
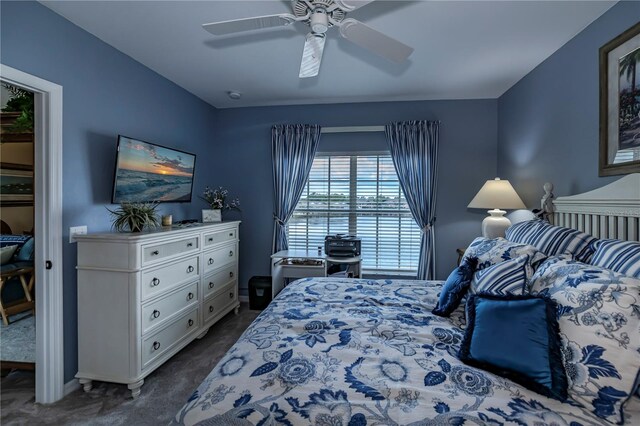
286, 153, 421, 273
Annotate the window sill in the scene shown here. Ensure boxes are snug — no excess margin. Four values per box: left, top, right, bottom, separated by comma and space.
362, 270, 417, 279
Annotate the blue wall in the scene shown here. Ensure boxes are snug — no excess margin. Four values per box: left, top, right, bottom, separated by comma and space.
1, 1, 219, 382
214, 100, 498, 293
497, 1, 640, 206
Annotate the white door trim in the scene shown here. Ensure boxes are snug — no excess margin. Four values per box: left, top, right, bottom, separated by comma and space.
1, 64, 64, 403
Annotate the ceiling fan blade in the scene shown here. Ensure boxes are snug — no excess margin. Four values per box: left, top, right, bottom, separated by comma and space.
203, 14, 296, 36
338, 18, 413, 63
334, 0, 375, 12
299, 33, 326, 78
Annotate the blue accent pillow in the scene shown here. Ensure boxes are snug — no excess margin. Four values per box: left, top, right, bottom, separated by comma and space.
590, 239, 640, 278
459, 294, 568, 401
432, 257, 478, 317
471, 255, 529, 296
505, 220, 596, 263
15, 237, 34, 262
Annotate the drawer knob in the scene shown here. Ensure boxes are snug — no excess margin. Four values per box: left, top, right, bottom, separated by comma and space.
187, 265, 195, 273
151, 278, 160, 287
152, 309, 160, 319
229, 271, 234, 278
229, 232, 233, 237
151, 250, 159, 256
188, 319, 194, 327
229, 251, 233, 257
208, 238, 213, 242
229, 292, 234, 299
209, 306, 214, 313
152, 341, 160, 351
209, 282, 214, 289
188, 292, 194, 300
187, 242, 193, 248
208, 258, 214, 265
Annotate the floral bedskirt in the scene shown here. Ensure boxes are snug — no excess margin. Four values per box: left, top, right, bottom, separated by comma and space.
173, 277, 636, 425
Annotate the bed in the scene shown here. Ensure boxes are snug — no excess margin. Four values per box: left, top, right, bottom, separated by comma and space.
173, 175, 640, 425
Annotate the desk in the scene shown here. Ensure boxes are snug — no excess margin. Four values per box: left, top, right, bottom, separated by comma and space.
271, 250, 361, 298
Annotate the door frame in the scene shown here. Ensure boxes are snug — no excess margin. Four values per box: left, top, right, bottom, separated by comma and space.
1, 64, 64, 403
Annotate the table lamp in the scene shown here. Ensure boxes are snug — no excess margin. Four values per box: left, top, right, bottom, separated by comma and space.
468, 177, 526, 238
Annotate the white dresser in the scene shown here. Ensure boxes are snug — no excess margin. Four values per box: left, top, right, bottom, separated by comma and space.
75, 221, 240, 398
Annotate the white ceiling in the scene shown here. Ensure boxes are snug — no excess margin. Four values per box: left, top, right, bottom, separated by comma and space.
41, 1, 616, 108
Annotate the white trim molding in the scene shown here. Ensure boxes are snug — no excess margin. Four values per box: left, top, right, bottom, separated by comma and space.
321, 126, 385, 134
1, 64, 64, 403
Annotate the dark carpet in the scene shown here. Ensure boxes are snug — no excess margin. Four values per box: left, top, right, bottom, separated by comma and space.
0, 304, 260, 425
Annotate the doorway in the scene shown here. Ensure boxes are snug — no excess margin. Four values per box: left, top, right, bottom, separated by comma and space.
1, 83, 36, 378
0, 64, 64, 404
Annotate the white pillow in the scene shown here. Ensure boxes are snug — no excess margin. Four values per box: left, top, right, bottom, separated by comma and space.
0, 245, 18, 265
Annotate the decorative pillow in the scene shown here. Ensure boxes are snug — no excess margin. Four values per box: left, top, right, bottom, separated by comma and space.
0, 234, 31, 248
471, 255, 529, 296
15, 237, 34, 262
462, 237, 547, 276
432, 257, 478, 317
590, 239, 640, 278
0, 245, 18, 265
459, 294, 567, 401
530, 256, 640, 424
505, 220, 597, 263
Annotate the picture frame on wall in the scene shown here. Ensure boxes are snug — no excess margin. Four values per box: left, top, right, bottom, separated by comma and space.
599, 22, 640, 176
0, 162, 34, 206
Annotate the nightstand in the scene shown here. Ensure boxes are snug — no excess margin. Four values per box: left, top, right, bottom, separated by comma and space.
456, 248, 466, 266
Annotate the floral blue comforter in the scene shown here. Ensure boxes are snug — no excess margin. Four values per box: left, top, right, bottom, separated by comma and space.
173, 278, 635, 425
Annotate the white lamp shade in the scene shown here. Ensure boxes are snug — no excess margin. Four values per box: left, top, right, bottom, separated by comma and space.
468, 178, 526, 210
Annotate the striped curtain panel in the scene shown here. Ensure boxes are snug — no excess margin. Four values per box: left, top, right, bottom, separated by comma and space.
272, 124, 322, 253
385, 120, 440, 280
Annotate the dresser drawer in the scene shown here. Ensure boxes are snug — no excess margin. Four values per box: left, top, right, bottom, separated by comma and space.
203, 243, 237, 274
142, 308, 199, 369
141, 281, 198, 335
204, 228, 237, 247
203, 282, 237, 324
203, 265, 237, 299
141, 256, 199, 301
142, 236, 199, 265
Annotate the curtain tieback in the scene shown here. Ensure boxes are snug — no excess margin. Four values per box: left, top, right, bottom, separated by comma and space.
421, 218, 436, 233
273, 215, 286, 226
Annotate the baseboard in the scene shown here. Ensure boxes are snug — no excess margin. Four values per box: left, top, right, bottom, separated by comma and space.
64, 378, 80, 396
238, 295, 249, 303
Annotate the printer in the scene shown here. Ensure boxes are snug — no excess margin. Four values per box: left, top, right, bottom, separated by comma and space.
324, 234, 361, 257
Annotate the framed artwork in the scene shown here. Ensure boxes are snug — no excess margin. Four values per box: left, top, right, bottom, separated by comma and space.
599, 22, 640, 176
0, 162, 34, 206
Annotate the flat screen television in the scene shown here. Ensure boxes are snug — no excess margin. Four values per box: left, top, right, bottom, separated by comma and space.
112, 135, 196, 203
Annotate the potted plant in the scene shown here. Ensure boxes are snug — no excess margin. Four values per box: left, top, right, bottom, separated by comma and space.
199, 186, 240, 222
1, 83, 34, 143
107, 202, 160, 232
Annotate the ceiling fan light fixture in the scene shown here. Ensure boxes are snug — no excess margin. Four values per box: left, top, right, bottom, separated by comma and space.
310, 9, 329, 34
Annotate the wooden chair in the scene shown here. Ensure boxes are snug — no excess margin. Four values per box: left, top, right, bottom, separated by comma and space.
0, 266, 34, 325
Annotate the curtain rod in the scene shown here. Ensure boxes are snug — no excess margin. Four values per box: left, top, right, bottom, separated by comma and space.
321, 126, 385, 134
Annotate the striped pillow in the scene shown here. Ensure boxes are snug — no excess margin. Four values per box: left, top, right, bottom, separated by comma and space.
505, 220, 596, 263
471, 256, 529, 296
590, 239, 640, 278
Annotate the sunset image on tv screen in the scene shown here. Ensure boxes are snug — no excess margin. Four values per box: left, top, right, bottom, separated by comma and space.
113, 136, 195, 203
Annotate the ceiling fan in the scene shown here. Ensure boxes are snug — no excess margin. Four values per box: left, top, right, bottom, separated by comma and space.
202, 0, 414, 78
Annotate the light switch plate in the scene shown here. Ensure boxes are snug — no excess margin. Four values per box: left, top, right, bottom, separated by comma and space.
70, 225, 87, 243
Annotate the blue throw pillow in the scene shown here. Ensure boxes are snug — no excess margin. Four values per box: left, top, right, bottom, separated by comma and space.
15, 237, 34, 262
432, 257, 478, 317
590, 239, 640, 278
471, 255, 529, 296
459, 294, 567, 401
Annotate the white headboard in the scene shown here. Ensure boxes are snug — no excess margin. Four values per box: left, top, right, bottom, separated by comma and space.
551, 174, 639, 241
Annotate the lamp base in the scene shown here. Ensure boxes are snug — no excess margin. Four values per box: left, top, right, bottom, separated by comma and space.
482, 209, 511, 238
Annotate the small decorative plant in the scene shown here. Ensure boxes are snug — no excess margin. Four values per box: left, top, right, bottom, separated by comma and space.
1, 83, 34, 133
107, 202, 160, 233
200, 186, 240, 211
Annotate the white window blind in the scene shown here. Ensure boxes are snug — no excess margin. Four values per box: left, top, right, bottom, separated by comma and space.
286, 153, 421, 273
